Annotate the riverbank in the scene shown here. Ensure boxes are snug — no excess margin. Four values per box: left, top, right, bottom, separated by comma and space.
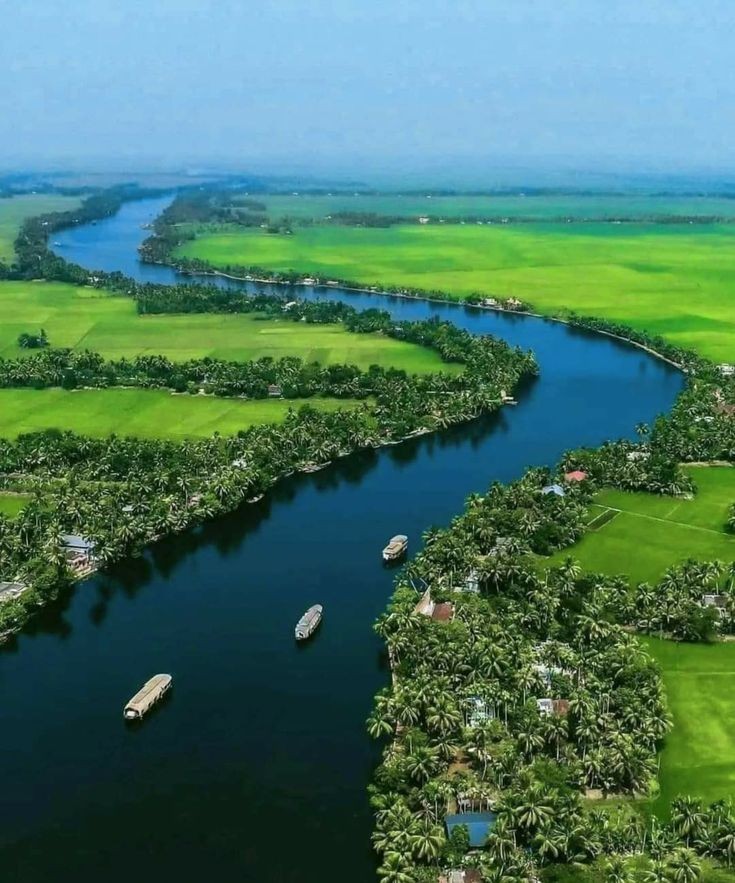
158, 259, 691, 373
172, 218, 735, 362
0, 192, 688, 883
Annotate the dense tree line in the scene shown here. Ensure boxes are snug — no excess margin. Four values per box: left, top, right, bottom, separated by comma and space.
9, 185, 164, 284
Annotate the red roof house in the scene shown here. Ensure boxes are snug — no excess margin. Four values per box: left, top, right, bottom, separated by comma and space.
564, 470, 588, 482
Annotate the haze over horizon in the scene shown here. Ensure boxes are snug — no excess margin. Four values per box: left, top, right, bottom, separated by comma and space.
2, 0, 735, 180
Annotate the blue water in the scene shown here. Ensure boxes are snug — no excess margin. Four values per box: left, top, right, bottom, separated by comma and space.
0, 198, 683, 883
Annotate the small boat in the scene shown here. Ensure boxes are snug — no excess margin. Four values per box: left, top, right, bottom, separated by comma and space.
382, 534, 408, 562
123, 673, 172, 720
247, 494, 264, 503
295, 604, 323, 641
53, 240, 62, 246
302, 462, 329, 473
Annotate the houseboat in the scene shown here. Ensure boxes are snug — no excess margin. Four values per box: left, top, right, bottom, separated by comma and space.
295, 604, 323, 641
382, 534, 408, 562
123, 674, 172, 720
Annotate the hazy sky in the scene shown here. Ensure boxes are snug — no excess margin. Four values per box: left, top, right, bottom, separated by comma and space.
1, 0, 734, 175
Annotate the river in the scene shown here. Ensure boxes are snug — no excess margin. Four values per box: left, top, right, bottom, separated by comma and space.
0, 197, 683, 882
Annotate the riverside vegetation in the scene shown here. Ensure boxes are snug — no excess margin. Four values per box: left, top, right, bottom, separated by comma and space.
143, 189, 735, 880
149, 189, 735, 362
0, 190, 537, 644
7, 187, 735, 881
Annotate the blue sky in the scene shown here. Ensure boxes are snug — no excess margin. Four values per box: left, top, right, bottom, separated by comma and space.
1, 0, 734, 175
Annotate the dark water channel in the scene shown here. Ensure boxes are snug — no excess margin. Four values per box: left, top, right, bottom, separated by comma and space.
0, 198, 683, 882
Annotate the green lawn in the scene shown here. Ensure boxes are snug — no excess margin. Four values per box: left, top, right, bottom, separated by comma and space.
0, 493, 30, 518
641, 636, 735, 813
0, 280, 454, 374
0, 194, 82, 262
177, 222, 735, 361
0, 388, 365, 441
546, 467, 735, 585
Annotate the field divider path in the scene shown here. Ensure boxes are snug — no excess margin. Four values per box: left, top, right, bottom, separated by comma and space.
599, 505, 729, 537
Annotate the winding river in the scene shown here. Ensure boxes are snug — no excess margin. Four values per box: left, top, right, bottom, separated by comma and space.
0, 198, 682, 882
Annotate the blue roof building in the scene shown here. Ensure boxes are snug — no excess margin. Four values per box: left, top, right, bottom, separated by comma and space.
444, 811, 497, 847
542, 484, 566, 497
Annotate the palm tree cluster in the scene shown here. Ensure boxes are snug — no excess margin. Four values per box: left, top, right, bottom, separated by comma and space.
0, 315, 536, 406
367, 470, 680, 880
623, 560, 735, 642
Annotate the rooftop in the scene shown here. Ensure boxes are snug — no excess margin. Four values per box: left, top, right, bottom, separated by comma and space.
444, 811, 497, 848
542, 483, 565, 497
0, 581, 28, 603
60, 534, 96, 551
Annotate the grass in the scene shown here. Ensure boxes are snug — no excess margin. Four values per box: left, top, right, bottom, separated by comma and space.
0, 280, 455, 374
0, 388, 365, 441
250, 193, 735, 222
0, 194, 82, 262
177, 221, 735, 361
0, 493, 30, 518
541, 855, 731, 881
641, 636, 735, 813
546, 467, 735, 585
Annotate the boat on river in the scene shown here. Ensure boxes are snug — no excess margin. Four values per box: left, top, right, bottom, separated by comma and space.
382, 534, 408, 562
123, 674, 172, 720
295, 604, 323, 640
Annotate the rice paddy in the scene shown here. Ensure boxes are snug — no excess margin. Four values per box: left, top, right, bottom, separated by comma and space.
546, 467, 735, 585
244, 192, 735, 222
0, 493, 29, 518
0, 280, 455, 374
0, 388, 365, 441
177, 220, 735, 361
641, 636, 735, 813
0, 193, 82, 263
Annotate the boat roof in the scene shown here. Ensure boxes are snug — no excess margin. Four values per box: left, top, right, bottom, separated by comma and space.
389, 535, 407, 543
125, 674, 172, 711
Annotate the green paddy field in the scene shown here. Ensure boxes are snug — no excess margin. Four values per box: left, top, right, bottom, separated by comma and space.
0, 193, 82, 262
0, 493, 30, 518
0, 388, 363, 441
177, 221, 735, 361
247, 192, 735, 222
641, 636, 735, 812
546, 466, 735, 585
0, 280, 453, 373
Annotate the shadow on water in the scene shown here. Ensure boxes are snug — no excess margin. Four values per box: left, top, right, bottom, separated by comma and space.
0, 196, 685, 883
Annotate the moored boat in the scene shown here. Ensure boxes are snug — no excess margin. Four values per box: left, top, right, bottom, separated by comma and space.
382, 534, 408, 562
295, 604, 323, 640
123, 673, 172, 720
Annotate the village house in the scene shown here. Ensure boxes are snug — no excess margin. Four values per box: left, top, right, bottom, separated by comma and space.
542, 483, 566, 498
464, 696, 495, 728
418, 216, 430, 224
718, 363, 735, 377
267, 384, 283, 398
455, 569, 480, 594
444, 810, 497, 848
0, 581, 29, 603
60, 534, 97, 573
564, 470, 588, 483
439, 870, 482, 883
537, 698, 554, 716
414, 588, 455, 622
537, 698, 569, 717
702, 594, 728, 618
